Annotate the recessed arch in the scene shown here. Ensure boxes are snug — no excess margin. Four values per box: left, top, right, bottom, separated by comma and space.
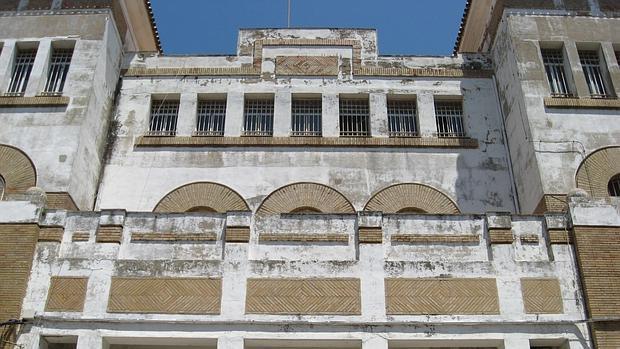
576, 146, 620, 197
153, 182, 249, 213
364, 183, 460, 214
256, 182, 355, 215
0, 144, 37, 194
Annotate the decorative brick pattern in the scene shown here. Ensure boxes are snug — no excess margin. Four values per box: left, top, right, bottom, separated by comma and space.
96, 225, 123, 244
0, 96, 69, 107
257, 182, 355, 215
275, 56, 339, 76
225, 226, 250, 242
548, 229, 573, 244
521, 278, 564, 314
154, 182, 249, 213
593, 322, 620, 349
125, 66, 259, 77
385, 278, 500, 315
488, 228, 513, 244
364, 183, 460, 214
391, 234, 479, 244
72, 231, 90, 242
259, 233, 349, 243
359, 227, 382, 244
38, 226, 64, 242
135, 136, 480, 149
108, 277, 221, 314
0, 224, 38, 322
45, 192, 79, 211
246, 279, 361, 315
131, 232, 217, 242
45, 277, 88, 312
355, 67, 493, 78
576, 147, 620, 198
544, 97, 620, 109
534, 194, 568, 214
0, 145, 36, 194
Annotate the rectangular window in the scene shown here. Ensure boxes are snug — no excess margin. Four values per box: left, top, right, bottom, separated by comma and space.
579, 50, 613, 98
541, 49, 572, 97
387, 99, 418, 137
195, 99, 226, 136
43, 47, 73, 95
339, 98, 370, 137
243, 97, 274, 136
148, 100, 179, 136
291, 98, 322, 136
616, 50, 619, 65
435, 101, 465, 138
7, 48, 37, 96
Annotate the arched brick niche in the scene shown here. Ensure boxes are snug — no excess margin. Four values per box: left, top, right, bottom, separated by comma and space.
0, 144, 37, 195
153, 182, 249, 213
256, 182, 355, 215
364, 183, 460, 214
576, 146, 620, 197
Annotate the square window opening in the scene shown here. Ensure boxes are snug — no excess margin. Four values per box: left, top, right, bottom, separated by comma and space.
435, 101, 465, 138
387, 99, 418, 137
243, 97, 274, 136
291, 98, 322, 137
195, 99, 226, 136
6, 47, 38, 96
339, 97, 370, 137
148, 99, 179, 136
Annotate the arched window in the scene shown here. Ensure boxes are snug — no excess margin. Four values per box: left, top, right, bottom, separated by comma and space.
290, 206, 323, 214
0, 175, 5, 200
609, 174, 620, 197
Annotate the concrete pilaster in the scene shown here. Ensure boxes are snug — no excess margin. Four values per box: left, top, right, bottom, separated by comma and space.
225, 91, 244, 136
601, 42, 620, 97
502, 337, 530, 349
217, 336, 244, 349
25, 39, 51, 96
273, 90, 292, 137
417, 92, 436, 137
176, 92, 197, 136
76, 332, 104, 349
369, 93, 388, 137
0, 40, 16, 93
322, 93, 339, 137
362, 335, 389, 349
360, 244, 386, 319
564, 41, 591, 98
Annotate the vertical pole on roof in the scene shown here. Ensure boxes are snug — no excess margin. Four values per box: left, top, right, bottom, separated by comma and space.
288, 0, 291, 28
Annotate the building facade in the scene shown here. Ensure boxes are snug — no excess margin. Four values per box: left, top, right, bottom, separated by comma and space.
0, 0, 619, 348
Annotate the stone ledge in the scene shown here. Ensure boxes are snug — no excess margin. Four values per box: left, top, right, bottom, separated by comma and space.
544, 97, 620, 109
0, 95, 70, 107
125, 66, 259, 77
391, 234, 480, 244
135, 136, 479, 149
259, 233, 349, 243
355, 67, 493, 78
131, 232, 218, 242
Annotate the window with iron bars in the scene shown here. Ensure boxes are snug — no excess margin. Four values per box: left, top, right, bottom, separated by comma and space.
6, 48, 37, 96
579, 50, 613, 98
609, 174, 620, 197
291, 98, 322, 136
243, 97, 274, 136
541, 49, 573, 97
339, 98, 370, 137
435, 101, 465, 138
148, 100, 179, 136
43, 48, 73, 95
387, 99, 418, 137
0, 175, 5, 201
195, 99, 226, 136
616, 51, 620, 65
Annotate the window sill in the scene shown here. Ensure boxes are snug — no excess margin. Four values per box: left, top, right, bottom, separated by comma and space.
135, 136, 479, 149
543, 96, 620, 109
0, 95, 69, 107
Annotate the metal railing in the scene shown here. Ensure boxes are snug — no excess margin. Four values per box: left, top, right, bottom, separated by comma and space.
7, 49, 37, 95
435, 102, 466, 138
291, 98, 322, 136
541, 49, 572, 98
195, 99, 226, 136
339, 98, 370, 137
579, 50, 612, 98
147, 100, 178, 136
388, 99, 418, 137
243, 98, 274, 136
43, 48, 73, 95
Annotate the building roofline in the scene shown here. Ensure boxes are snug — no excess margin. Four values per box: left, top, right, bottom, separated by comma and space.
453, 0, 473, 55
144, 0, 162, 53
238, 27, 377, 31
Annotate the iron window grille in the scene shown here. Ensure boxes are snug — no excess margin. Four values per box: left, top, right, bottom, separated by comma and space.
6, 49, 37, 96
579, 50, 613, 98
616, 51, 620, 65
147, 100, 179, 136
388, 99, 418, 137
291, 98, 322, 136
541, 49, 572, 98
43, 48, 73, 95
0, 176, 4, 201
435, 101, 466, 138
339, 98, 370, 137
243, 98, 274, 136
609, 174, 620, 197
195, 99, 226, 136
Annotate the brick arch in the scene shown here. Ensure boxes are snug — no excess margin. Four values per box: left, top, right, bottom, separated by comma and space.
576, 146, 620, 197
153, 182, 249, 213
364, 183, 460, 214
0, 144, 37, 194
256, 182, 355, 215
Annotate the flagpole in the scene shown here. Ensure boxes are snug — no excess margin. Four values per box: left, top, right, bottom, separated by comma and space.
288, 0, 291, 28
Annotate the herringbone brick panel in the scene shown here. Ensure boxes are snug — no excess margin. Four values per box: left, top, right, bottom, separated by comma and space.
275, 56, 339, 76
385, 278, 500, 315
45, 277, 88, 312
521, 278, 563, 314
108, 277, 221, 314
246, 279, 361, 315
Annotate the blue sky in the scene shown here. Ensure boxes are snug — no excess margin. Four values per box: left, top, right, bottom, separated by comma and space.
150, 0, 466, 56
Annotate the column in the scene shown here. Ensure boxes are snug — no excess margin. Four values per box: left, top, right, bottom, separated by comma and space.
363, 335, 388, 349
176, 92, 197, 136
502, 337, 530, 349
0, 40, 16, 92
564, 41, 591, 98
417, 92, 436, 137
224, 91, 244, 137
217, 336, 244, 349
273, 90, 291, 137
601, 42, 620, 97
25, 39, 52, 96
369, 93, 388, 137
77, 332, 104, 349
322, 93, 339, 137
